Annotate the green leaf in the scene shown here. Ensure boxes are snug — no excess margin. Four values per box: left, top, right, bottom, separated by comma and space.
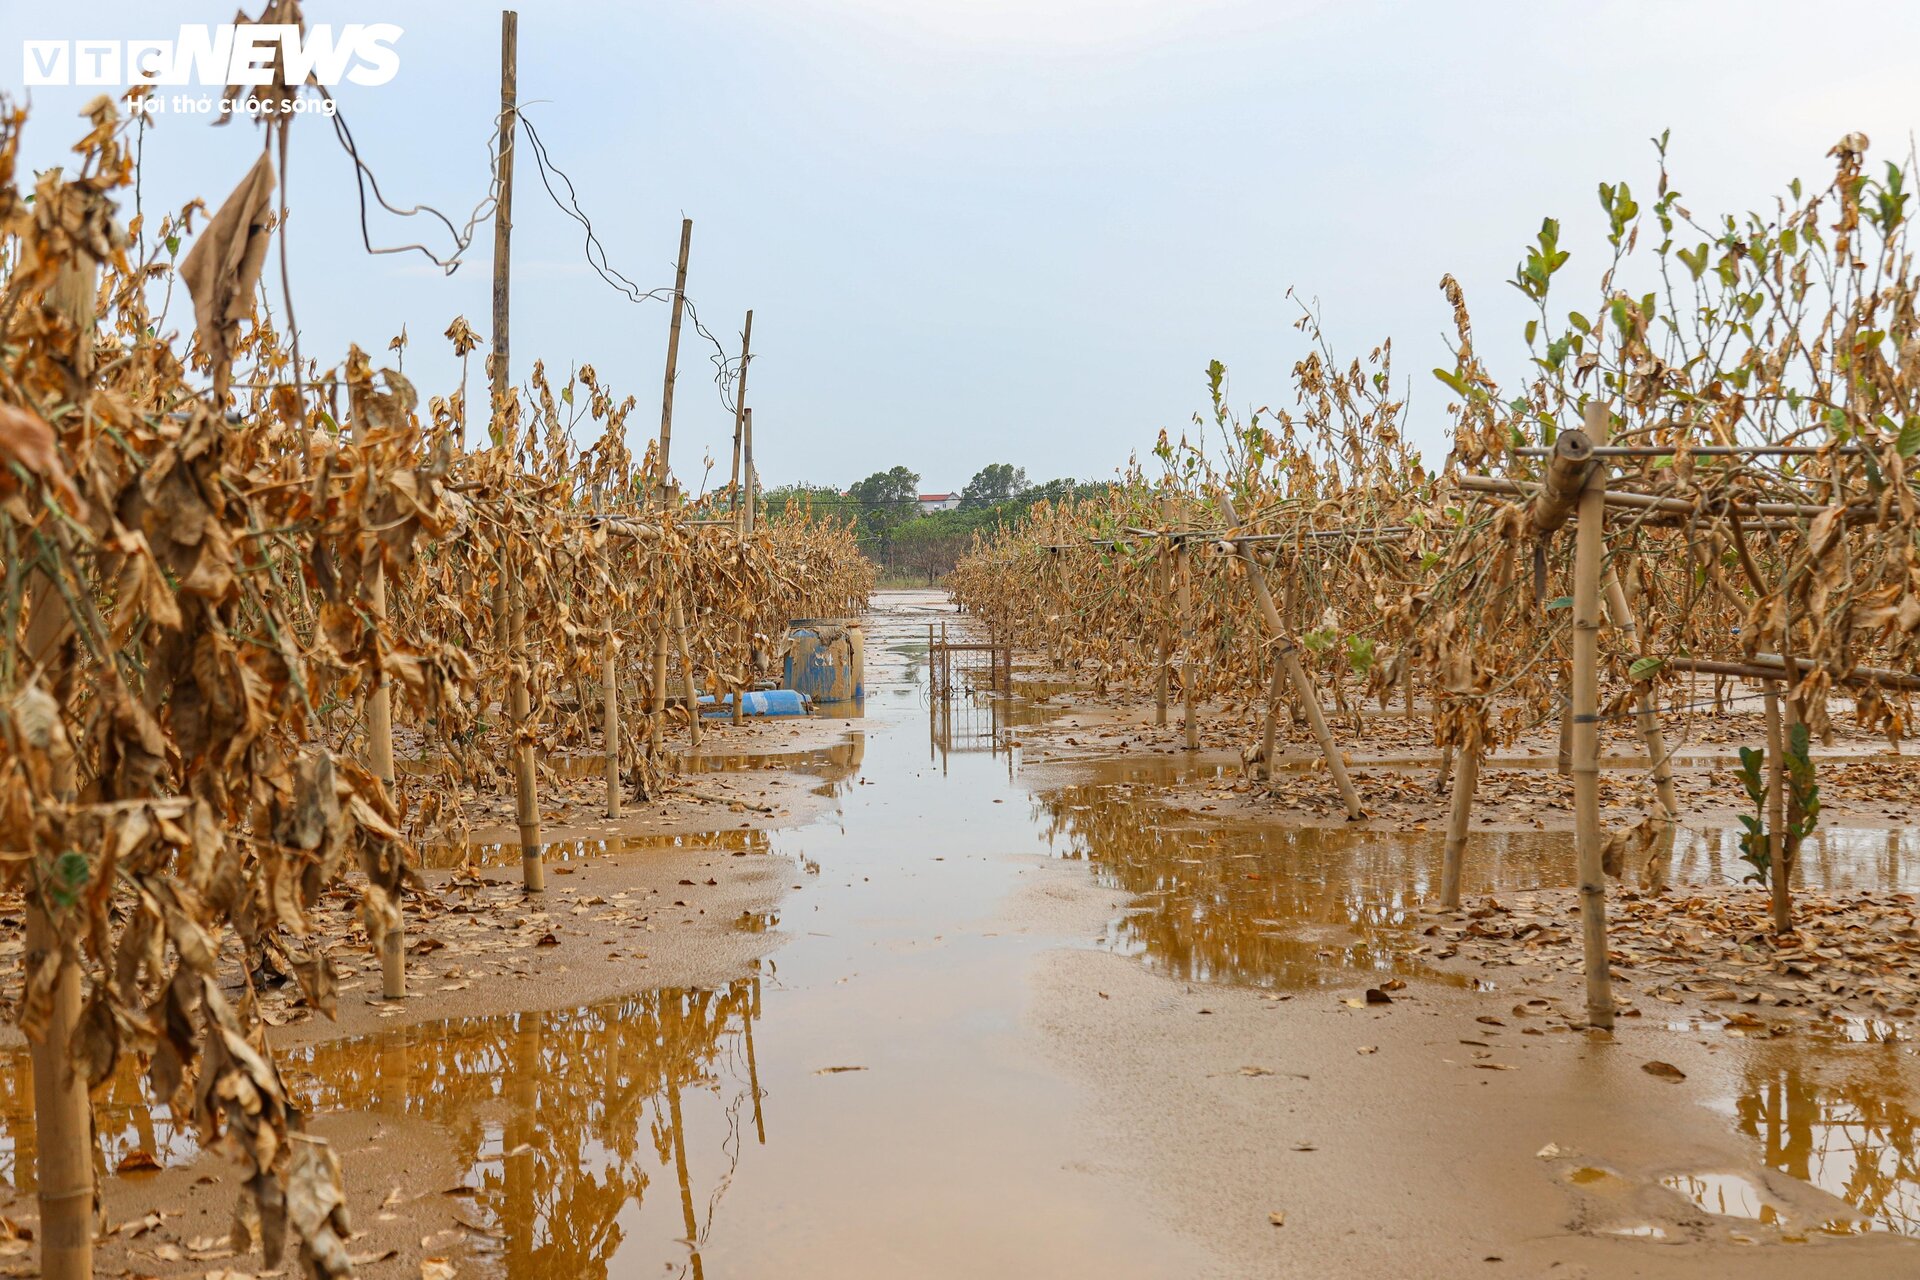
1432, 368, 1469, 397
1897, 417, 1920, 458
1545, 595, 1573, 611
165, 234, 181, 257
1628, 657, 1664, 680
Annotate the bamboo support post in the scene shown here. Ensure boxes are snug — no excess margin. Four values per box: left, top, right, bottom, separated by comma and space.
1258, 650, 1283, 781
1218, 496, 1362, 819
674, 595, 702, 748
603, 616, 622, 818
1765, 684, 1791, 934
1439, 739, 1480, 908
1527, 429, 1596, 534
1178, 527, 1197, 751
487, 11, 540, 892
729, 309, 752, 513
25, 907, 90, 1280
1570, 400, 1614, 1030
23, 404, 90, 1277
358, 420, 403, 996
1154, 500, 1171, 727
1602, 568, 1679, 890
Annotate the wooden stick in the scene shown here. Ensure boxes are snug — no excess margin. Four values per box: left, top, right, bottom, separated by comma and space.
357, 412, 403, 997
729, 309, 753, 514
1570, 399, 1614, 1030
1765, 684, 1791, 934
1527, 429, 1595, 534
1439, 740, 1480, 908
487, 11, 540, 892
674, 594, 702, 748
1154, 497, 1171, 727
21, 617, 86, 1278
25, 906, 90, 1280
508, 573, 543, 892
1178, 523, 1196, 751
1258, 649, 1283, 781
1602, 568, 1679, 891
487, 9, 517, 452
655, 218, 692, 491
1459, 473, 1862, 522
1663, 655, 1920, 692
1218, 495, 1362, 819
603, 615, 621, 818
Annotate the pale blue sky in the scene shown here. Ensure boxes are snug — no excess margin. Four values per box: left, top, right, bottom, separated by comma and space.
6, 2, 1917, 494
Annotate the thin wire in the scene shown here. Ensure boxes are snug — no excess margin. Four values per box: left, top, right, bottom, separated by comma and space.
516, 110, 739, 410
321, 89, 500, 274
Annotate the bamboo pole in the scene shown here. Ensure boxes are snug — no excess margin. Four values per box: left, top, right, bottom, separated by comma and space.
655, 218, 692, 493
1602, 568, 1679, 890
487, 11, 540, 892
674, 594, 702, 748
1765, 684, 1791, 934
1217, 496, 1362, 819
1178, 526, 1197, 751
508, 577, 542, 892
1439, 738, 1480, 908
1570, 399, 1614, 1030
1154, 500, 1170, 727
742, 408, 756, 535
22, 599, 87, 1278
729, 310, 752, 513
603, 615, 621, 818
1526, 429, 1595, 534
358, 427, 403, 997
648, 224, 692, 755
1258, 650, 1283, 781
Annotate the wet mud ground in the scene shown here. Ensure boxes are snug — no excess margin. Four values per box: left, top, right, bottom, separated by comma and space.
2, 588, 1917, 1277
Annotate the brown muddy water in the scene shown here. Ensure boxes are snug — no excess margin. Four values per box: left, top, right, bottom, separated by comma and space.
3, 589, 1919, 1272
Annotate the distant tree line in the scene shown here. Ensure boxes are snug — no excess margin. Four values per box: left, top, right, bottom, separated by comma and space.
759, 464, 1102, 582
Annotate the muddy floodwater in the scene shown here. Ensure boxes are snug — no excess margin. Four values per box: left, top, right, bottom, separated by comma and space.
3, 589, 1918, 1276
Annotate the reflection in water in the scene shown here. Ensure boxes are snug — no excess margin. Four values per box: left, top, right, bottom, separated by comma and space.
419, 827, 774, 871
0, 980, 768, 1280
1034, 773, 1572, 989
1725, 1051, 1920, 1236
0, 1042, 202, 1192
418, 737, 866, 870
1675, 826, 1920, 895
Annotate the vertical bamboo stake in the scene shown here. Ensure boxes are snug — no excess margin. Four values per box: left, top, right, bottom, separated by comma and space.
1765, 684, 1791, 934
729, 310, 753, 514
1258, 650, 1283, 781
1218, 497, 1362, 819
25, 908, 89, 1280
674, 595, 702, 748
508, 578, 543, 892
1439, 738, 1480, 907
603, 614, 621, 818
729, 311, 754, 727
1154, 501, 1171, 727
1178, 520, 1197, 751
359, 430, 403, 997
1603, 568, 1680, 889
26, 255, 94, 1280
742, 408, 756, 535
488, 10, 540, 891
1571, 399, 1614, 1030
654, 218, 692, 494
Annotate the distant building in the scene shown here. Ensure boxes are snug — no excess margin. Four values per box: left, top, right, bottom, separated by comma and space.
917, 492, 960, 514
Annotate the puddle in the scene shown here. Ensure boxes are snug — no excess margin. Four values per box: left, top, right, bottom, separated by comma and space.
1662, 1170, 1784, 1223
1721, 1047, 1920, 1235
3, 587, 1917, 1274
1033, 776, 1567, 989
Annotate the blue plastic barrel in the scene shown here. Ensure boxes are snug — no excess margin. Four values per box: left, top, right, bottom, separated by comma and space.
698, 689, 812, 718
